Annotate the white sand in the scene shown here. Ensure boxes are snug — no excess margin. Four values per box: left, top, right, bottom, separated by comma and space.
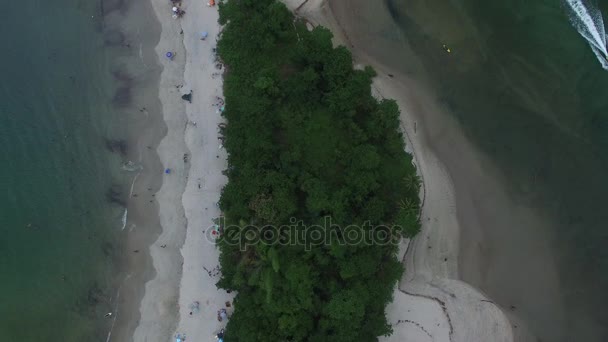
283, 1, 515, 341
174, 0, 235, 339
133, 0, 231, 341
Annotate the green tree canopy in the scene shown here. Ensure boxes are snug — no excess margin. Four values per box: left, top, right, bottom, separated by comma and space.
215, 0, 421, 340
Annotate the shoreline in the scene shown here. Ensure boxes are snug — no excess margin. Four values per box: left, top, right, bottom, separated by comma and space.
131, 0, 190, 339
96, 0, 169, 339
283, 0, 516, 341
322, 1, 571, 339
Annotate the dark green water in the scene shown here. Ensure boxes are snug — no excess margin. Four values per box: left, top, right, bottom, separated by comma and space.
0, 0, 132, 340
378, 0, 608, 341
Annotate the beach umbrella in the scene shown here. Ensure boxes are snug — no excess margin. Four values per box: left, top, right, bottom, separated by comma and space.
166, 52, 173, 59
201, 31, 208, 40
172, 6, 178, 12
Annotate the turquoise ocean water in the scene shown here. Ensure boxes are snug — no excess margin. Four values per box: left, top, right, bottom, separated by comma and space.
0, 0, 132, 340
380, 0, 608, 340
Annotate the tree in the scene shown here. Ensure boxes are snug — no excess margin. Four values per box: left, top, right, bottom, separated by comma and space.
215, 0, 421, 339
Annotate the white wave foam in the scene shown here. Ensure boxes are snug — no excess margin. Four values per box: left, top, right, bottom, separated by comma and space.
121, 208, 128, 230
565, 0, 608, 68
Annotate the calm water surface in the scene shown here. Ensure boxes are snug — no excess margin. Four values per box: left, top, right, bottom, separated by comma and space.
0, 0, 131, 340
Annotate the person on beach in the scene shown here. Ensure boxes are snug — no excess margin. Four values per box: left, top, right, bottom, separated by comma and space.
216, 328, 224, 339
217, 308, 227, 321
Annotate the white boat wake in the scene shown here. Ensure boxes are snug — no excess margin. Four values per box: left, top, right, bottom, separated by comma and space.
565, 0, 608, 70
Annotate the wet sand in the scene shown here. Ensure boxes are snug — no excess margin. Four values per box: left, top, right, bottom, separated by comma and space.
95, 0, 169, 339
129, 0, 190, 338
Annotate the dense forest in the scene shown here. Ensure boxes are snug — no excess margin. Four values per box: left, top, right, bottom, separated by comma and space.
215, 0, 421, 340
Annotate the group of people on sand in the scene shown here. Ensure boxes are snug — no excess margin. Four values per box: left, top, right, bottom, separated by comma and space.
217, 307, 229, 322
177, 304, 227, 341
215, 309, 228, 341
171, 0, 216, 19
170, 0, 185, 18
215, 328, 225, 340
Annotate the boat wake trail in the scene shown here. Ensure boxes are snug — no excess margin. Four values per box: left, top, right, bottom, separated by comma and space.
565, 0, 608, 70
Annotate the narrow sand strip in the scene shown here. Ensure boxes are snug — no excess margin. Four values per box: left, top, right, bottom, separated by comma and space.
173, 0, 235, 339
134, 0, 233, 339
132, 0, 191, 340
282, 1, 514, 341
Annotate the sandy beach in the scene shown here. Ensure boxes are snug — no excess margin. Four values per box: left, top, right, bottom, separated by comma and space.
130, 0, 233, 340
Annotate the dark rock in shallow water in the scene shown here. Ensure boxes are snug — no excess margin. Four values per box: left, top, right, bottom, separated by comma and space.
105, 185, 126, 206
101, 0, 125, 15
87, 283, 106, 305
111, 69, 133, 83
181, 91, 192, 103
104, 138, 128, 156
104, 30, 125, 46
113, 86, 131, 107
